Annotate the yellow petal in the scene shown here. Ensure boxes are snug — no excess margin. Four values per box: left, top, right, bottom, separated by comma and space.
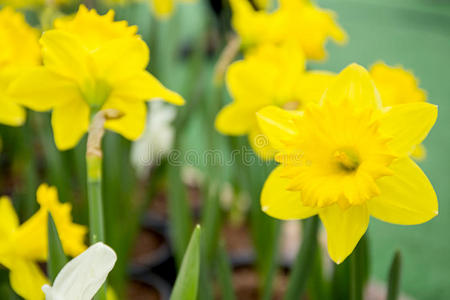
0, 97, 25, 126
256, 106, 301, 150
40, 30, 90, 83
92, 38, 149, 83
52, 99, 90, 150
103, 98, 147, 140
9, 259, 47, 300
0, 196, 19, 240
321, 63, 381, 109
319, 204, 369, 264
248, 126, 277, 160
112, 71, 184, 105
295, 71, 335, 105
152, 0, 175, 19
14, 184, 87, 260
261, 166, 318, 220
368, 157, 437, 225
215, 103, 255, 135
379, 102, 437, 156
8, 67, 79, 112
226, 59, 277, 105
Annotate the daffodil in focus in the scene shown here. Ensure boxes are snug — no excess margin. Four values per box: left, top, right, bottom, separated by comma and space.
370, 61, 428, 159
215, 42, 334, 159
0, 184, 87, 299
257, 63, 438, 263
9, 5, 184, 150
0, 7, 40, 127
230, 0, 347, 59
42, 242, 117, 300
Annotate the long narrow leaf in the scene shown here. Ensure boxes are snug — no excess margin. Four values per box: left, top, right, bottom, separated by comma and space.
47, 212, 68, 283
387, 251, 402, 300
171, 225, 202, 300
167, 164, 194, 266
216, 243, 236, 300
284, 216, 319, 300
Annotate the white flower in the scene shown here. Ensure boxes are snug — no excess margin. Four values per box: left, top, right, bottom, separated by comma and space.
42, 242, 117, 300
131, 101, 176, 178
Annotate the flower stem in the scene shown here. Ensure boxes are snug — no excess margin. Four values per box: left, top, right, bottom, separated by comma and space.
86, 109, 123, 300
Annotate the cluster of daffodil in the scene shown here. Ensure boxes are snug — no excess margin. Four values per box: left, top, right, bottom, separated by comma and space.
216, 0, 437, 264
0, 3, 185, 299
0, 0, 440, 299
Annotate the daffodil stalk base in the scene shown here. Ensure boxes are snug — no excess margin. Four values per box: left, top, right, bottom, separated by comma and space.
86, 110, 122, 300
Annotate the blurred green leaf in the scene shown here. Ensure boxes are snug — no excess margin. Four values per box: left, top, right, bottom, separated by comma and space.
167, 164, 194, 266
350, 235, 369, 300
216, 243, 236, 300
284, 216, 319, 300
171, 225, 202, 300
387, 251, 402, 300
47, 212, 68, 283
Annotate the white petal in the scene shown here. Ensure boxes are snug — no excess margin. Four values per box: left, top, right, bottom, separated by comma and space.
42, 243, 117, 300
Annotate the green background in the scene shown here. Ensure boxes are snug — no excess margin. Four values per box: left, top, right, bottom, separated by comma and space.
313, 0, 450, 299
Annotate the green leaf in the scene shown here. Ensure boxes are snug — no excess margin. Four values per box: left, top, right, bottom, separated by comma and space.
171, 225, 202, 300
350, 235, 369, 300
284, 216, 319, 300
216, 243, 236, 300
387, 251, 402, 300
47, 212, 68, 283
167, 164, 194, 266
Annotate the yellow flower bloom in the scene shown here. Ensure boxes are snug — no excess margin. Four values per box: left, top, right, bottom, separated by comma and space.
0, 7, 40, 127
0, 184, 87, 299
0, 0, 68, 8
9, 5, 184, 150
257, 63, 438, 263
150, 0, 197, 19
370, 61, 428, 160
230, 0, 347, 60
215, 42, 334, 159
370, 61, 426, 106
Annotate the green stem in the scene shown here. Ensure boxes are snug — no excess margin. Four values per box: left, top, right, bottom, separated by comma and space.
85, 109, 122, 300
87, 155, 104, 244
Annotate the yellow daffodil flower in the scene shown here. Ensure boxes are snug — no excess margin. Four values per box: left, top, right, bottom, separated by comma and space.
215, 42, 334, 159
230, 0, 347, 60
0, 0, 68, 8
150, 0, 197, 19
0, 7, 40, 127
257, 63, 438, 263
370, 61, 428, 159
9, 5, 184, 150
0, 184, 87, 299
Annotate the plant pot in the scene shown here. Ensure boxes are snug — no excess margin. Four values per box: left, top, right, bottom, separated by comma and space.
127, 274, 171, 300
129, 216, 176, 283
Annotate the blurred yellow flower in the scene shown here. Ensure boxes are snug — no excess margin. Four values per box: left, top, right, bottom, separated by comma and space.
0, 7, 40, 127
371, 61, 428, 160
0, 184, 87, 299
150, 0, 197, 19
257, 64, 438, 263
215, 42, 334, 159
230, 0, 347, 60
9, 5, 184, 150
0, 0, 68, 8
370, 61, 426, 106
